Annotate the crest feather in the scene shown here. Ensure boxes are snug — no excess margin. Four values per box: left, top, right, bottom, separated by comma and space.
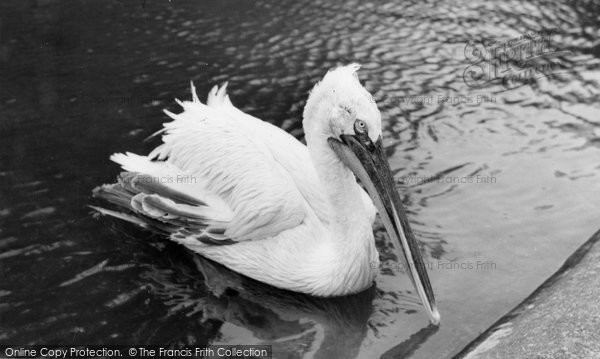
326, 63, 361, 80
310, 63, 363, 96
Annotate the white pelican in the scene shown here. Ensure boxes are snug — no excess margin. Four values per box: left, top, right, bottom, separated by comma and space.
92, 64, 440, 324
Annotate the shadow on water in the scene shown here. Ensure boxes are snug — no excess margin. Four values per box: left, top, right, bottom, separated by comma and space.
179, 255, 375, 359
381, 325, 439, 359
89, 219, 438, 358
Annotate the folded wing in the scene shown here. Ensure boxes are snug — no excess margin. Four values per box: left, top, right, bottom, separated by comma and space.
94, 86, 310, 243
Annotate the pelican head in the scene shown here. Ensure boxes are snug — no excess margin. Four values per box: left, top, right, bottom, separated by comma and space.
303, 64, 440, 325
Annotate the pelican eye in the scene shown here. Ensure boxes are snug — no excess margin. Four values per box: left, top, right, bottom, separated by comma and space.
354, 119, 368, 134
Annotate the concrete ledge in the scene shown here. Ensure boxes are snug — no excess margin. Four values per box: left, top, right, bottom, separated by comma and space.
456, 228, 600, 359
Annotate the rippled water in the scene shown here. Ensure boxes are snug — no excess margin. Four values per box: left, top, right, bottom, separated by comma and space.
1, 0, 600, 358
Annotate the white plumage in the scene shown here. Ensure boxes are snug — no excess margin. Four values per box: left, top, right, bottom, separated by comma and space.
93, 64, 439, 326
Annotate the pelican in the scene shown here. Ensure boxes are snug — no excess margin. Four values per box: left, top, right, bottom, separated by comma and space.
92, 64, 440, 324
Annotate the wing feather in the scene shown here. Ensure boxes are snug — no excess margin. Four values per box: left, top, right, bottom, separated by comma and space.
109, 95, 307, 242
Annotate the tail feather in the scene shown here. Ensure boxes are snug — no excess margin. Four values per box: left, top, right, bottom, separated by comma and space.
92, 171, 234, 246
120, 172, 206, 206
89, 205, 150, 228
93, 181, 136, 209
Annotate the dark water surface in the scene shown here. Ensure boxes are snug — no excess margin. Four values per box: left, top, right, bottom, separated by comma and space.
1, 0, 600, 358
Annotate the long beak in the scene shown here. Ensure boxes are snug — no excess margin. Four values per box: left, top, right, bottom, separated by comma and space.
328, 134, 440, 325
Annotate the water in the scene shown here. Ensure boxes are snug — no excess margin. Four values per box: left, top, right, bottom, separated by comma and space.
1, 0, 600, 358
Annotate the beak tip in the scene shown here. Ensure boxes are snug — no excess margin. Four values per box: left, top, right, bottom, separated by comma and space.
429, 307, 441, 326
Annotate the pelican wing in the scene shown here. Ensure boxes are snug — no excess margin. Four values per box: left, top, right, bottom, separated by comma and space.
204, 82, 333, 223
94, 89, 310, 243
